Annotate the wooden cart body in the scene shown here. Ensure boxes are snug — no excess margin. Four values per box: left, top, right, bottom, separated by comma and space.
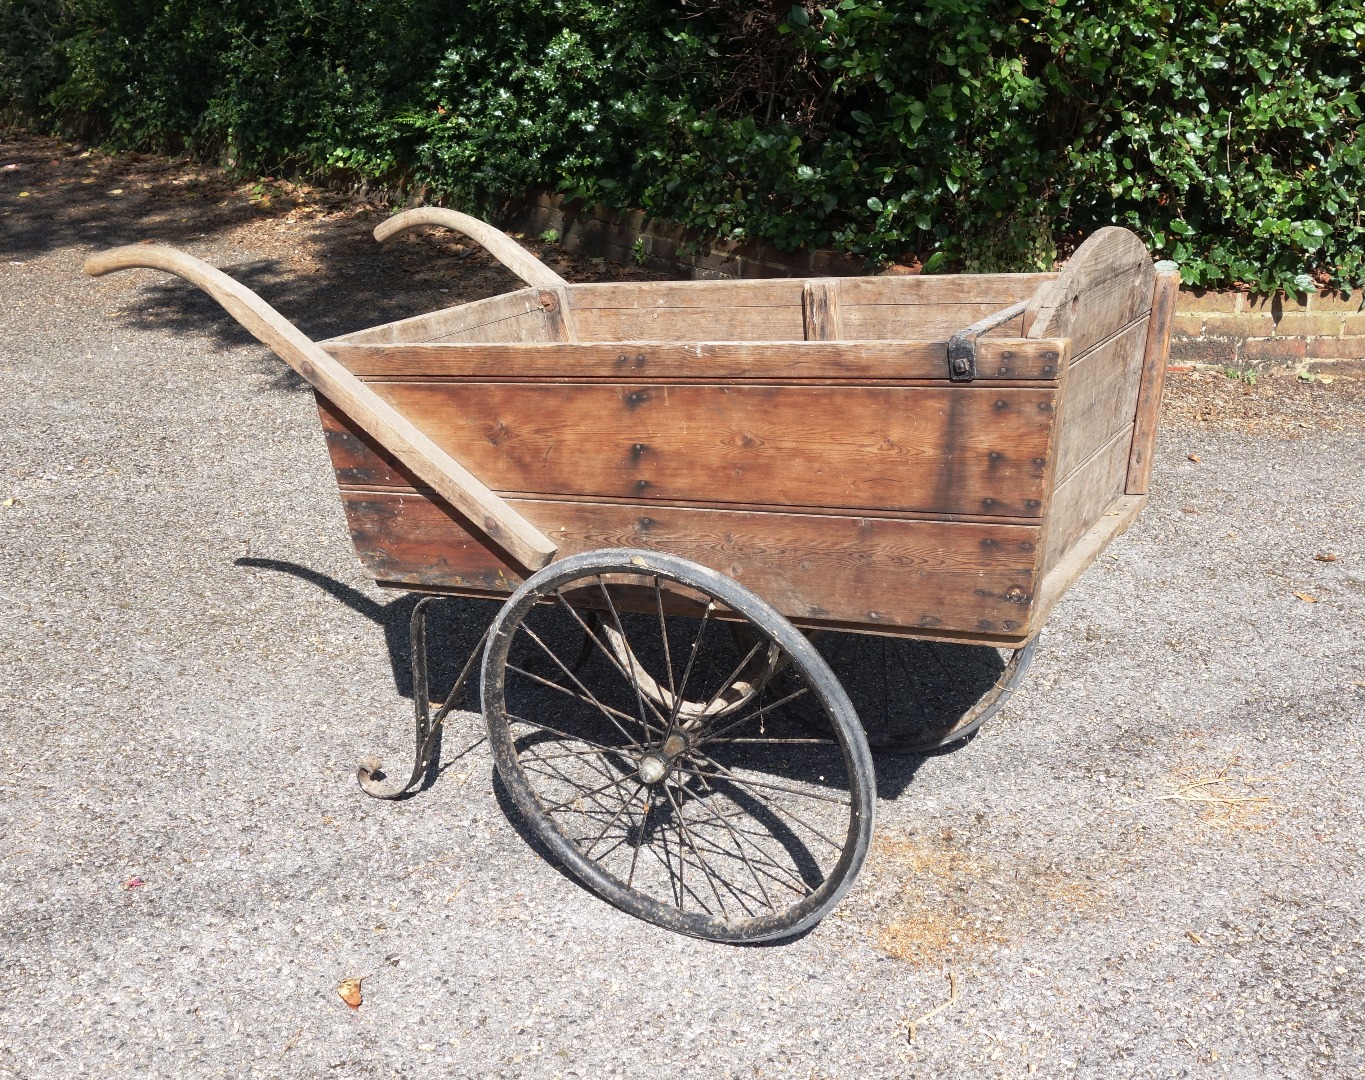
315, 226, 1176, 647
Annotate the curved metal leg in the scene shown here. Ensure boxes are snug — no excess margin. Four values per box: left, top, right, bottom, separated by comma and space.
356, 597, 490, 800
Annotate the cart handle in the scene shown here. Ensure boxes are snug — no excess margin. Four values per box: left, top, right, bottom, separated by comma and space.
374, 207, 568, 289
83, 244, 558, 572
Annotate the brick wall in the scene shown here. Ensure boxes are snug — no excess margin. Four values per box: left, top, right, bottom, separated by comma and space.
504, 192, 1364, 375
1170, 290, 1365, 375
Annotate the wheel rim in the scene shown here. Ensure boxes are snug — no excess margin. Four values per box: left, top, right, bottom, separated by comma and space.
482, 549, 876, 942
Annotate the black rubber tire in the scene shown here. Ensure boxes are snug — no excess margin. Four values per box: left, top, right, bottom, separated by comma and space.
481, 548, 877, 943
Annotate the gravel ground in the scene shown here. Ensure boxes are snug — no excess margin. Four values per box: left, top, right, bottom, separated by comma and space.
2, 132, 1364, 1078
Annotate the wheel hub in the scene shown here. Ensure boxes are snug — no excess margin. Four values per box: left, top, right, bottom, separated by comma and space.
638, 753, 669, 785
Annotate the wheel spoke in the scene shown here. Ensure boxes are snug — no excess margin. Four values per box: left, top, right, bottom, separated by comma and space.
553, 590, 669, 733
663, 782, 738, 918
653, 576, 676, 699
695, 683, 812, 745
664, 600, 715, 736
595, 577, 669, 738
583, 780, 644, 858
517, 626, 652, 744
506, 713, 645, 755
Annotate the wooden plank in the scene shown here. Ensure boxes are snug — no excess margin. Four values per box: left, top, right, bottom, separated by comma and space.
1027, 227, 1155, 356
83, 244, 558, 571
573, 301, 1033, 343
1127, 269, 1181, 494
572, 304, 805, 341
323, 381, 1058, 518
323, 289, 549, 346
802, 280, 844, 340
1039, 422, 1133, 577
323, 338, 1068, 382
338, 490, 1042, 636
838, 303, 1026, 341
1052, 315, 1150, 480
566, 273, 1055, 310
537, 286, 577, 342
1031, 494, 1147, 628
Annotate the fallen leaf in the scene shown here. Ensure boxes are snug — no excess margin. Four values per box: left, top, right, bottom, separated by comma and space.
1, 496, 16, 508
1293, 592, 1318, 603
1187, 453, 1201, 463
123, 876, 146, 889
1185, 930, 1205, 946
337, 975, 369, 1010
1313, 553, 1337, 563
81, 177, 95, 184
18, 191, 30, 197
108, 188, 123, 195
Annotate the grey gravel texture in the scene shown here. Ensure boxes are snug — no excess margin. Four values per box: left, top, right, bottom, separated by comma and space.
2, 134, 1364, 1078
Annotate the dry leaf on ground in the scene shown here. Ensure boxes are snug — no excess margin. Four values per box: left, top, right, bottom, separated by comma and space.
337, 975, 369, 1010
1293, 592, 1318, 603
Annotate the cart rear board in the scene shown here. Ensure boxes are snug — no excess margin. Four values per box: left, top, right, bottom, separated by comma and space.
315, 225, 1177, 647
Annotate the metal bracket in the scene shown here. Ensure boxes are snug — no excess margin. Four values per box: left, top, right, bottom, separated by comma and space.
946, 299, 1029, 382
356, 597, 491, 800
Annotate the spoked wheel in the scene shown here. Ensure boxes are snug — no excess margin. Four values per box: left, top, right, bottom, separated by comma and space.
780, 633, 1039, 754
482, 549, 876, 943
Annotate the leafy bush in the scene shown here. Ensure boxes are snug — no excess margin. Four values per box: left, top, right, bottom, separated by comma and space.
3, 0, 1362, 290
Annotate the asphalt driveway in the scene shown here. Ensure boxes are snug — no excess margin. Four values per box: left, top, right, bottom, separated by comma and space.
2, 132, 1363, 1079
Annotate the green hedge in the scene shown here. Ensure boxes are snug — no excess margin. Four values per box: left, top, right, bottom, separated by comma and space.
4, 0, 1363, 290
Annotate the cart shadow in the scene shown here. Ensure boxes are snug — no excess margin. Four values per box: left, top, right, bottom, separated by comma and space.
234, 558, 992, 805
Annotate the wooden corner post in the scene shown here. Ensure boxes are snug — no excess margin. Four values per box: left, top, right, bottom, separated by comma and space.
1126, 267, 1182, 495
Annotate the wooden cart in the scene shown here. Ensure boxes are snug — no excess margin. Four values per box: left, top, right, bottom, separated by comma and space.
86, 211, 1178, 942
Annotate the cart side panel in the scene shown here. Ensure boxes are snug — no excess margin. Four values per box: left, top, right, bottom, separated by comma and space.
337, 489, 1040, 637
322, 288, 561, 346
566, 275, 1054, 342
318, 381, 1057, 520
1028, 228, 1158, 605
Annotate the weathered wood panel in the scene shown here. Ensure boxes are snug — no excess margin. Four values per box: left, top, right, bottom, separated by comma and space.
1051, 315, 1150, 480
323, 338, 1068, 383
339, 490, 1041, 635
1032, 494, 1147, 627
320, 382, 1058, 518
1039, 422, 1134, 577
1127, 269, 1181, 494
324, 289, 551, 346
572, 302, 1030, 343
1027, 228, 1155, 356
566, 274, 1054, 310
802, 280, 844, 341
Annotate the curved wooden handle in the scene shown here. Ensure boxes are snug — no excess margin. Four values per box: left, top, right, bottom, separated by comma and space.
374, 207, 567, 289
83, 244, 557, 571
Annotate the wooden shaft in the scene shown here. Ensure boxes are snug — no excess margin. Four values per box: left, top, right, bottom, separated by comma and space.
373, 207, 568, 289
83, 244, 558, 571
1126, 268, 1181, 494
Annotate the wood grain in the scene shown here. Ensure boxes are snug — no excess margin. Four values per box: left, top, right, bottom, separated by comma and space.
1051, 315, 1150, 480
339, 489, 1042, 635
1027, 227, 1155, 356
1031, 494, 1147, 627
1038, 422, 1134, 577
83, 244, 558, 570
802, 279, 844, 340
324, 289, 551, 346
323, 338, 1068, 382
1127, 269, 1181, 494
322, 381, 1059, 518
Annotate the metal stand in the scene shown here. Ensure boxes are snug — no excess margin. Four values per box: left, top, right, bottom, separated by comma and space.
356, 596, 490, 800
